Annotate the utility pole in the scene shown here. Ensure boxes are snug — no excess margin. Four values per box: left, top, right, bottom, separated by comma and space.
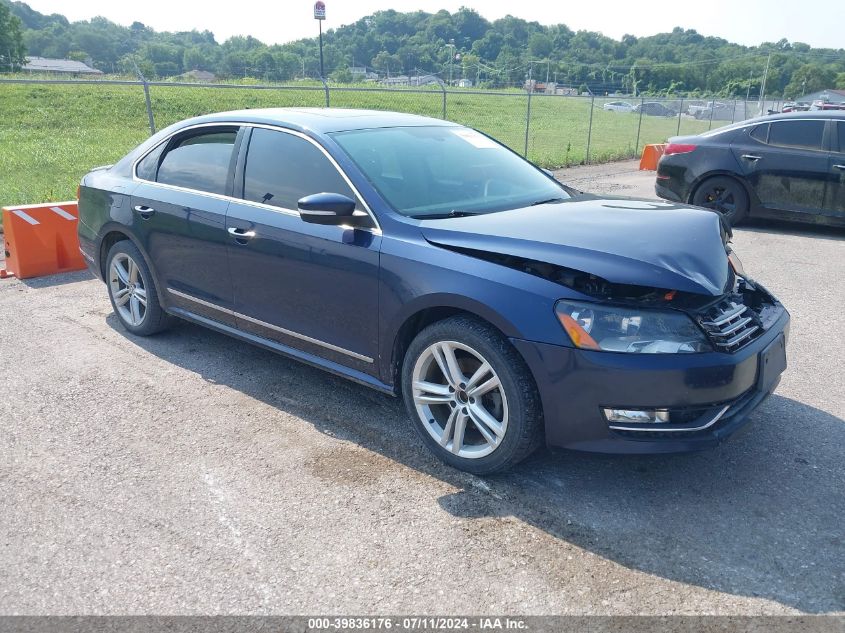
546, 60, 550, 85
447, 39, 455, 86
758, 52, 771, 115
745, 69, 752, 103
314, 1, 326, 80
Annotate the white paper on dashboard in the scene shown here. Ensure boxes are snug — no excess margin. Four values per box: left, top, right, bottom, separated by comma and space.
451, 129, 499, 148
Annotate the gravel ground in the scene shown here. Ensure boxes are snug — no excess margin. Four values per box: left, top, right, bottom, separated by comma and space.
1, 163, 843, 615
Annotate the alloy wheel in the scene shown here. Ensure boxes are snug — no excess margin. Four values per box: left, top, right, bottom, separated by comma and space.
701, 185, 738, 216
411, 341, 509, 459
109, 253, 148, 327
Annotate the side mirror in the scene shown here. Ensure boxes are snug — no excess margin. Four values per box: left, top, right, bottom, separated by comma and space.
297, 192, 367, 226
542, 168, 557, 180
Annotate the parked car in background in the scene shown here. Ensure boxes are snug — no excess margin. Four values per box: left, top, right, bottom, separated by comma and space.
78, 108, 789, 474
694, 102, 734, 121
686, 101, 709, 117
602, 101, 634, 113
655, 111, 845, 227
810, 100, 845, 111
782, 103, 811, 113
634, 102, 676, 117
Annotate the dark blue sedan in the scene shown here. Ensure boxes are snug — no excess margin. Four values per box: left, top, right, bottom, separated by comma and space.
78, 108, 789, 473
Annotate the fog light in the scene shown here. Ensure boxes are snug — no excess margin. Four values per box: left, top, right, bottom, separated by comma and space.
603, 408, 671, 424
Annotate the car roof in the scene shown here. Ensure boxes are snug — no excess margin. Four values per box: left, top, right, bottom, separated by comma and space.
756, 110, 845, 121
178, 107, 458, 134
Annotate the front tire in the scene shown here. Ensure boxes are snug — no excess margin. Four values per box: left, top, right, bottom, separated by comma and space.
401, 316, 543, 474
691, 176, 749, 226
105, 240, 171, 336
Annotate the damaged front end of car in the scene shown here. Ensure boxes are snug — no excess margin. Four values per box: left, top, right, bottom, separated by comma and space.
425, 229, 788, 447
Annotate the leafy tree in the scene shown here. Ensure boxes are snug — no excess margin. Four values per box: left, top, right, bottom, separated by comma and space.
183, 47, 208, 72
1, 0, 26, 71
4, 0, 845, 93
371, 50, 401, 76
784, 63, 837, 97
330, 67, 353, 83
528, 33, 552, 59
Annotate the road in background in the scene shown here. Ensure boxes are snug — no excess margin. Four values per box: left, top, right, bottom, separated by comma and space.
1, 167, 843, 615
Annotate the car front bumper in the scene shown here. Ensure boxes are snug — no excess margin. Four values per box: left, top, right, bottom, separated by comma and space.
511, 309, 789, 453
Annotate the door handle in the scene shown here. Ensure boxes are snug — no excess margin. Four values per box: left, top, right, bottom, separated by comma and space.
133, 205, 155, 218
741, 154, 762, 161
228, 227, 256, 242
834, 164, 845, 171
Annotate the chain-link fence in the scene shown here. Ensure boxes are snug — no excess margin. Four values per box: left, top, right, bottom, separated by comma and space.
0, 76, 781, 208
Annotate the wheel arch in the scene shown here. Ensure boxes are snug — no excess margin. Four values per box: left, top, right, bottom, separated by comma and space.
386, 297, 527, 395
687, 171, 757, 213
97, 226, 158, 288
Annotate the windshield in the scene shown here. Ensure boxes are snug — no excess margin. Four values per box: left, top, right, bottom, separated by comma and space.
329, 126, 569, 218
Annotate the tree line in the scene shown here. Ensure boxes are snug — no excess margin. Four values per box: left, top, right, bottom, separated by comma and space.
2, 0, 845, 98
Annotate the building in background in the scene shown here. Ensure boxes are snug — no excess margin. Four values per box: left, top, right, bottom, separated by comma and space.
349, 67, 378, 81
22, 57, 103, 75
796, 89, 845, 105
176, 70, 217, 83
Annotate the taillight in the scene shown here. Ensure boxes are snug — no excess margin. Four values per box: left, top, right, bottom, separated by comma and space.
664, 143, 697, 155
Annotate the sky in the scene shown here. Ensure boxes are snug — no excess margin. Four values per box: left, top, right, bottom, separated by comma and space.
20, 0, 845, 50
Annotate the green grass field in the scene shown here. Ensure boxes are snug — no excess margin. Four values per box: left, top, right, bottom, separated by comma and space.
0, 81, 725, 219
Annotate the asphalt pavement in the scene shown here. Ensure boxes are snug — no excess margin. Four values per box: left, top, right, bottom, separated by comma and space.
1, 163, 843, 615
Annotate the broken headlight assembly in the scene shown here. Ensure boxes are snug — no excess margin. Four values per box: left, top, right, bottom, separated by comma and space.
555, 300, 712, 354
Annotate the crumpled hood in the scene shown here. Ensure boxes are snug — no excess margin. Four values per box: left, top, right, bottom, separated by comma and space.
420, 196, 730, 296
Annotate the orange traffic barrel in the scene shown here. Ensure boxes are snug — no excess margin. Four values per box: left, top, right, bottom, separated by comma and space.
1, 201, 87, 280
639, 143, 667, 170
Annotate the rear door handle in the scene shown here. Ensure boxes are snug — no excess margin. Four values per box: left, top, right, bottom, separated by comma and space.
834, 164, 845, 171
741, 154, 762, 161
133, 205, 155, 218
228, 227, 256, 242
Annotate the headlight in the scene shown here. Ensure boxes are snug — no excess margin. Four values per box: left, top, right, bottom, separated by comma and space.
555, 300, 711, 353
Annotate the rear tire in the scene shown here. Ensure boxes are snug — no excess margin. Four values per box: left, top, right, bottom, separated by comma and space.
691, 176, 749, 226
105, 240, 172, 336
401, 315, 543, 475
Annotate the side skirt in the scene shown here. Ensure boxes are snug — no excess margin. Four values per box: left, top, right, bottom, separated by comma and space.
168, 307, 396, 396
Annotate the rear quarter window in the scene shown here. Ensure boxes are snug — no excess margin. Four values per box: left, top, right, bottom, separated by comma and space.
749, 124, 769, 143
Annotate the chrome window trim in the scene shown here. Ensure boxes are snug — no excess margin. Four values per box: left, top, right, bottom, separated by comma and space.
606, 404, 731, 433
131, 120, 381, 232
166, 288, 374, 364
703, 117, 833, 139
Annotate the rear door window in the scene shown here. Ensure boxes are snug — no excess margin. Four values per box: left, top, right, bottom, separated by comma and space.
767, 120, 825, 151
156, 129, 238, 195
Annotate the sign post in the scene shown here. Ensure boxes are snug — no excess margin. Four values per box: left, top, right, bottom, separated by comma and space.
314, 1, 326, 80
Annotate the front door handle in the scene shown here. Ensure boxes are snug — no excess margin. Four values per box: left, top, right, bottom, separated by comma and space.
133, 205, 155, 218
834, 164, 845, 171
228, 227, 256, 243
741, 154, 762, 161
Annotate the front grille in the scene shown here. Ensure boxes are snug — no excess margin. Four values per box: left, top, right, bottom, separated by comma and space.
698, 298, 761, 352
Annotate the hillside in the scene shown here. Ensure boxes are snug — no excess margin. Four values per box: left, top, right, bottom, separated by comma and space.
4, 0, 845, 97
